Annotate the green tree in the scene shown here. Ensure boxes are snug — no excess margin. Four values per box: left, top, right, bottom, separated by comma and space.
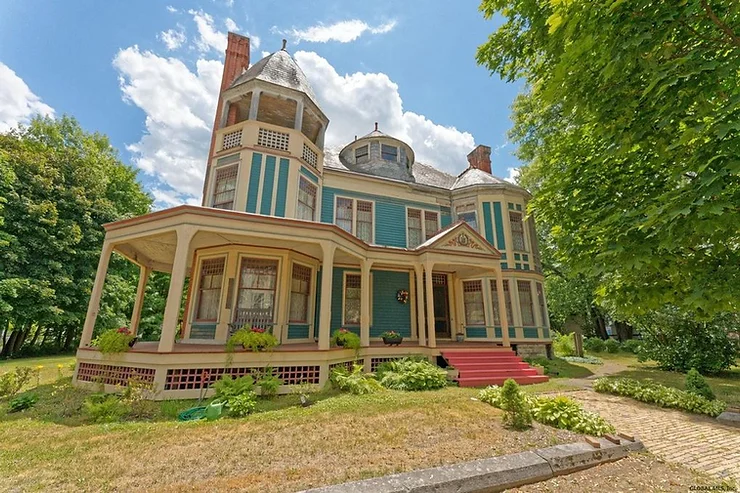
0, 116, 152, 356
477, 0, 740, 316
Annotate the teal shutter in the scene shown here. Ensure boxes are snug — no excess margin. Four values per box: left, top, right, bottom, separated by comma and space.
246, 153, 262, 213
274, 158, 289, 217
260, 155, 276, 215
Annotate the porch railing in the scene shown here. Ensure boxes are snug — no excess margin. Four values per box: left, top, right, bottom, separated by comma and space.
228, 308, 275, 336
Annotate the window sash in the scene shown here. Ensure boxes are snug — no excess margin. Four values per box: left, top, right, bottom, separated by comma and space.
355, 145, 369, 163
343, 274, 362, 325
289, 264, 311, 323
335, 197, 353, 233
536, 282, 548, 328
490, 280, 515, 326
407, 209, 423, 248
212, 166, 238, 210
424, 211, 439, 240
356, 200, 373, 243
463, 280, 485, 326
458, 211, 478, 231
510, 212, 526, 251
195, 258, 225, 322
381, 144, 397, 161
297, 177, 317, 221
517, 280, 535, 326
237, 258, 278, 323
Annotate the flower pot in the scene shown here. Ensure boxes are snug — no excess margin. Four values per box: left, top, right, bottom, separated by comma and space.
456, 334, 465, 342
335, 339, 345, 348
382, 336, 403, 346
128, 337, 138, 348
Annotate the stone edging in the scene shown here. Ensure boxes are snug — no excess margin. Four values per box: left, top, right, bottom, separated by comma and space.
299, 437, 644, 493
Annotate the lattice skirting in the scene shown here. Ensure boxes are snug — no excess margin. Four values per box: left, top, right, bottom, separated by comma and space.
76, 363, 156, 387
328, 360, 355, 373
165, 365, 321, 390
370, 357, 404, 372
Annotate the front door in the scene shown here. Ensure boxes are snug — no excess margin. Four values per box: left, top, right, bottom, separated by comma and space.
432, 274, 451, 339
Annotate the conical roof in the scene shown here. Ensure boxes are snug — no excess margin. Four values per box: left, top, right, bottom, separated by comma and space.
230, 49, 319, 106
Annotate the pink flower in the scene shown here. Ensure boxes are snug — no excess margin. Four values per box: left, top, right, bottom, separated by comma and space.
117, 327, 131, 334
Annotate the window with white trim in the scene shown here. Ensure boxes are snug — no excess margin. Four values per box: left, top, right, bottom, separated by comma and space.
212, 165, 238, 210
289, 263, 311, 323
463, 280, 486, 326
334, 197, 373, 243
536, 282, 548, 328
509, 211, 527, 251
355, 145, 369, 164
490, 279, 515, 327
456, 203, 478, 231
343, 273, 361, 325
194, 257, 225, 322
407, 209, 440, 248
297, 177, 317, 221
517, 280, 535, 326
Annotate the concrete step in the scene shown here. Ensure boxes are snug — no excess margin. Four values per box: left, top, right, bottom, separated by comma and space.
457, 374, 550, 387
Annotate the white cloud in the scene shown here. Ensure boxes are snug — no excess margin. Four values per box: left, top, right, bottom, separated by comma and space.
504, 167, 520, 184
225, 18, 239, 32
0, 62, 55, 132
189, 9, 228, 52
283, 19, 397, 44
260, 51, 271, 59
248, 34, 261, 49
166, 5, 177, 13
151, 188, 201, 209
112, 46, 222, 201
294, 51, 474, 174
159, 27, 186, 50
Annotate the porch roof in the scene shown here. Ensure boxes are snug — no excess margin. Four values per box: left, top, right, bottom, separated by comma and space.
104, 205, 502, 273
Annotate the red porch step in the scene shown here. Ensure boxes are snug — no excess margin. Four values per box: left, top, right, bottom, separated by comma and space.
442, 349, 549, 387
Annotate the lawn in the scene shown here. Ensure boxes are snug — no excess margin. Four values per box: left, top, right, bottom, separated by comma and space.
0, 354, 77, 388
1, 362, 581, 492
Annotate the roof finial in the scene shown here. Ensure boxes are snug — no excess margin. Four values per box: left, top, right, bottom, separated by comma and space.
374, 122, 378, 131
281, 39, 287, 51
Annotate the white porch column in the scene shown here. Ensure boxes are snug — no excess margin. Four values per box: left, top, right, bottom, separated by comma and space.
158, 227, 196, 353
360, 259, 373, 347
129, 265, 151, 336
495, 273, 511, 347
424, 262, 436, 348
414, 265, 426, 346
80, 241, 115, 348
318, 242, 336, 350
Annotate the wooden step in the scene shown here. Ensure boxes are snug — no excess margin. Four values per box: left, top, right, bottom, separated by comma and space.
458, 368, 539, 378
457, 374, 549, 387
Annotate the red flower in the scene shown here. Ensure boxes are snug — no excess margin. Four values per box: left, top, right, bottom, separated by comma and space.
251, 327, 266, 333
117, 327, 131, 335
339, 328, 349, 334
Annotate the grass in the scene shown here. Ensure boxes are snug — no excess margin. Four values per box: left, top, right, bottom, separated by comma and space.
0, 381, 581, 492
0, 354, 77, 388
526, 356, 595, 379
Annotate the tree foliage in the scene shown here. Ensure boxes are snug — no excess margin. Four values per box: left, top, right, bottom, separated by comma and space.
477, 0, 740, 316
0, 116, 156, 356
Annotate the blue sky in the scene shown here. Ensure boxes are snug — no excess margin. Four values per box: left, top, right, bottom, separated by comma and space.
0, 0, 522, 207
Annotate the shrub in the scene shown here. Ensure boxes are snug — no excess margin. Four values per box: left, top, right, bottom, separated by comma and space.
227, 391, 258, 417
376, 357, 448, 391
84, 394, 130, 423
8, 393, 38, 413
479, 386, 615, 436
562, 355, 603, 365
0, 366, 33, 398
256, 367, 282, 399
552, 332, 576, 357
213, 375, 255, 405
593, 377, 726, 417
620, 339, 642, 354
632, 308, 737, 374
499, 379, 533, 430
531, 396, 614, 436
583, 337, 606, 353
604, 339, 620, 353
331, 329, 361, 350
226, 327, 279, 352
685, 368, 715, 401
330, 364, 382, 395
91, 327, 135, 354
120, 375, 158, 417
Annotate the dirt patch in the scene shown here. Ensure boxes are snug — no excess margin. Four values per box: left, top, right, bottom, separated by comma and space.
511, 453, 732, 492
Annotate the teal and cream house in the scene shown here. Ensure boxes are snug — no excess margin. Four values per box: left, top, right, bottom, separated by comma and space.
74, 34, 551, 398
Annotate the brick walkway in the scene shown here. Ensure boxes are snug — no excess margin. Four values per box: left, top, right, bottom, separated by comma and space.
565, 390, 740, 483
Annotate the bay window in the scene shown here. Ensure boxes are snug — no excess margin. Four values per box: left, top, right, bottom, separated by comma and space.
517, 280, 535, 326
194, 257, 225, 322
343, 273, 362, 325
463, 280, 485, 326
289, 263, 311, 323
297, 177, 317, 221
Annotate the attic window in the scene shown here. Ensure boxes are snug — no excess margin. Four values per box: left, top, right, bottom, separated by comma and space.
381, 144, 397, 162
355, 145, 369, 164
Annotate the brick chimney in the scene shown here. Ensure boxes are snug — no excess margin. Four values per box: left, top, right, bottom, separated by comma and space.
202, 33, 250, 204
467, 145, 492, 174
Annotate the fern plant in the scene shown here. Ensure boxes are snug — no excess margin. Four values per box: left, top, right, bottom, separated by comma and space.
330, 364, 382, 395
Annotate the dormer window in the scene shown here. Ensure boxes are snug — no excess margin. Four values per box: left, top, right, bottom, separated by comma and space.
381, 144, 398, 162
355, 145, 369, 164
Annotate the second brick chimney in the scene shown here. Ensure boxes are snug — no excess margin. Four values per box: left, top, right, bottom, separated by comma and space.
467, 145, 492, 174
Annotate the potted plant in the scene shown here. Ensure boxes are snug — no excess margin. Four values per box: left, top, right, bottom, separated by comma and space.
226, 326, 280, 352
331, 328, 361, 350
380, 330, 404, 346
91, 327, 136, 354
456, 333, 465, 343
